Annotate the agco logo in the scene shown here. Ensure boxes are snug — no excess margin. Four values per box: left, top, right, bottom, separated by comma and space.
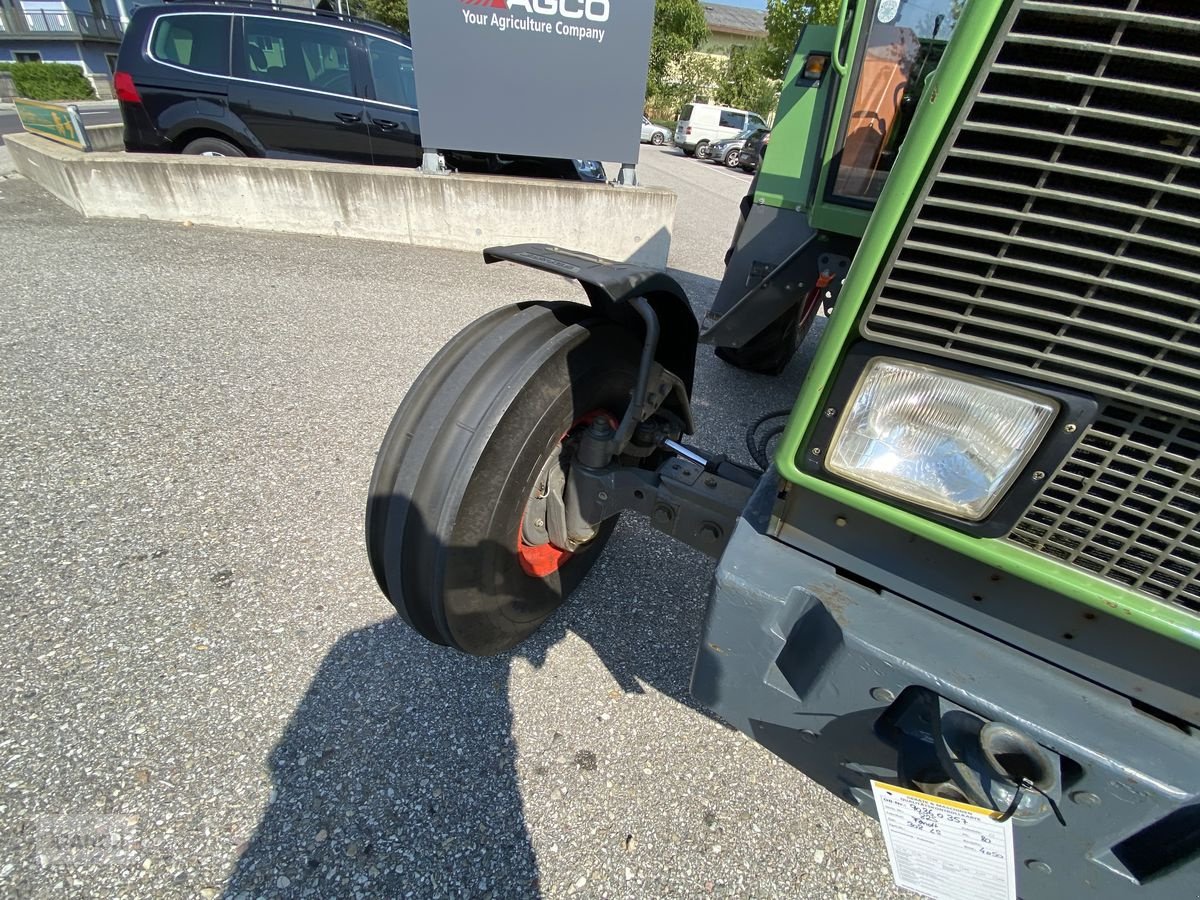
459, 0, 611, 24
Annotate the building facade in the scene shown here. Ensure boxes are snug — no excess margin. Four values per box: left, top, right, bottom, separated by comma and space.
700, 2, 767, 59
0, 0, 127, 97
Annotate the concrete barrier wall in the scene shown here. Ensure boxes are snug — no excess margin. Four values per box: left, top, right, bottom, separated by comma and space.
5, 127, 676, 267
88, 121, 124, 152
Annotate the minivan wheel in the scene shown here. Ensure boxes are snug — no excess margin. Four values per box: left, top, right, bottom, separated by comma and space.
695, 141, 710, 159
182, 137, 245, 158
651, 131, 665, 146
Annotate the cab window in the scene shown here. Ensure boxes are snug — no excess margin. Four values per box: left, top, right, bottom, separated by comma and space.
829, 0, 963, 204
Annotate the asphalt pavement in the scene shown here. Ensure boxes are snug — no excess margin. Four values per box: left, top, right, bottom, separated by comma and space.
0, 147, 905, 899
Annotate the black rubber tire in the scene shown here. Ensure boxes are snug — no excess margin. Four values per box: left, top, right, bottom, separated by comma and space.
714, 302, 806, 376
366, 302, 643, 655
714, 173, 804, 375
695, 141, 710, 159
181, 137, 245, 157
651, 131, 665, 146
724, 149, 740, 168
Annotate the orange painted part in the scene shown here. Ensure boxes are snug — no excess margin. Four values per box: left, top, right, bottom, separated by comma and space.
515, 410, 617, 579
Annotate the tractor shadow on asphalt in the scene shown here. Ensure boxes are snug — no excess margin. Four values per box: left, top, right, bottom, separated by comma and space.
224, 521, 722, 899
227, 297, 816, 897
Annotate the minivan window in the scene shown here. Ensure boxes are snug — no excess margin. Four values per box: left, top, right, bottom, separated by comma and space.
152, 14, 231, 76
365, 36, 415, 108
719, 110, 746, 130
241, 16, 355, 96
679, 103, 694, 121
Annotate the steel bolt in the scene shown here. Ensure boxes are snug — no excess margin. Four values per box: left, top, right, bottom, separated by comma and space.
824, 407, 837, 418
1032, 470, 1046, 481
597, 491, 608, 502
870, 687, 895, 703
700, 523, 721, 542
652, 506, 674, 525
534, 518, 544, 528
1070, 791, 1101, 807
1065, 423, 1077, 433
1025, 860, 1052, 875
704, 475, 718, 488
811, 447, 822, 457
835, 516, 848, 527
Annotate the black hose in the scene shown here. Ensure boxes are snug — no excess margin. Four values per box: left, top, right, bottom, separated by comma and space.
745, 408, 792, 471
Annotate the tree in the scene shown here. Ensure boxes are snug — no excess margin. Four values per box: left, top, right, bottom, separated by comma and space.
715, 44, 779, 117
646, 0, 710, 95
356, 0, 408, 32
761, 0, 840, 78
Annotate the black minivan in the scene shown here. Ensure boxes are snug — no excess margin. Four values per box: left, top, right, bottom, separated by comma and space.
114, 1, 604, 180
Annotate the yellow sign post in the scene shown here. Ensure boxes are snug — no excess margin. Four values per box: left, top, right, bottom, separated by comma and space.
14, 98, 92, 151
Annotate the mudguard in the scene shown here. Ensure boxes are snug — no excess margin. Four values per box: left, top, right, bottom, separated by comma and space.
483, 244, 699, 394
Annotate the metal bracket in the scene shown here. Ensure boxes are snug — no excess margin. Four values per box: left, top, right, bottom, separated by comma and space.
421, 149, 447, 174
615, 164, 639, 187
563, 444, 758, 558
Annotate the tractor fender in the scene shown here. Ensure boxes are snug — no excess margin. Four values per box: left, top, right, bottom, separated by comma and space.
483, 244, 699, 394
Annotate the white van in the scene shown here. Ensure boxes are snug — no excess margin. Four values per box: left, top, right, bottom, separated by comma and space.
674, 103, 769, 158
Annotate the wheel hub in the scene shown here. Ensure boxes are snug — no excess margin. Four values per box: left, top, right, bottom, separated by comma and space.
516, 412, 614, 577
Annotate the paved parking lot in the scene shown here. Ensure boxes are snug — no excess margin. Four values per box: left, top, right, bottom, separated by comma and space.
0, 147, 904, 898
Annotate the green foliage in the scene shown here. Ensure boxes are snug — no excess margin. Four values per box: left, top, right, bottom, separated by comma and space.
714, 45, 779, 118
646, 0, 709, 95
354, 0, 409, 32
645, 52, 721, 120
0, 62, 96, 101
762, 0, 840, 77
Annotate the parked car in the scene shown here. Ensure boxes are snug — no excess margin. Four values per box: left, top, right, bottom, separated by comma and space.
737, 128, 770, 173
674, 102, 768, 159
640, 116, 670, 146
707, 126, 768, 168
113, 1, 604, 181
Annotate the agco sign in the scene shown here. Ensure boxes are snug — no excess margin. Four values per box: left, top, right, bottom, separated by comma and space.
411, 0, 654, 162
460, 0, 611, 43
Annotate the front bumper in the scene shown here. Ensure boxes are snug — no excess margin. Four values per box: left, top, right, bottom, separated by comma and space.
692, 482, 1200, 899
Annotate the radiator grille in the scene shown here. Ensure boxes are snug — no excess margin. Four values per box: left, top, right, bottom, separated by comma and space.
859, 0, 1200, 614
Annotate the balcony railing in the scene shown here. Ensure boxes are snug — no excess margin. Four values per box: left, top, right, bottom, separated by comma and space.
0, 8, 125, 40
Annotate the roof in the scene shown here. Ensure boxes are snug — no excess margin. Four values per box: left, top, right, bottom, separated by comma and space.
702, 3, 767, 38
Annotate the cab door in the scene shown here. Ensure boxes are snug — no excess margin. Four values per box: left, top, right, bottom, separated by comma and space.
229, 14, 373, 164
360, 34, 421, 168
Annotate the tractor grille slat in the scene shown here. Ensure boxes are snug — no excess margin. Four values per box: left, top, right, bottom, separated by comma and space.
936, 172, 1197, 230
859, 0, 1200, 614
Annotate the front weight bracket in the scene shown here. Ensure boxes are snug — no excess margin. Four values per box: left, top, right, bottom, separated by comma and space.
565, 444, 759, 558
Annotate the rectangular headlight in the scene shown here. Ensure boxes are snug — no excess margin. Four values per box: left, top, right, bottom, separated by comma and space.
826, 358, 1058, 521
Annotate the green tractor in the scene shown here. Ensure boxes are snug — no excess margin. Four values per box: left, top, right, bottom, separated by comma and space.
367, 1, 1200, 896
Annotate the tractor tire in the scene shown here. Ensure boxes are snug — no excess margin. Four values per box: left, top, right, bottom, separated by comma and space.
366, 302, 644, 655
714, 302, 806, 376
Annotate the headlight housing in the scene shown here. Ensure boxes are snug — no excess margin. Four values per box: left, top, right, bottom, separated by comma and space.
825, 358, 1058, 520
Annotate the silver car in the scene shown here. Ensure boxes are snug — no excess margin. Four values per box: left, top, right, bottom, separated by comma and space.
640, 116, 671, 146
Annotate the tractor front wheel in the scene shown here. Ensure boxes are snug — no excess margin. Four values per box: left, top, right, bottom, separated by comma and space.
366, 303, 643, 655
